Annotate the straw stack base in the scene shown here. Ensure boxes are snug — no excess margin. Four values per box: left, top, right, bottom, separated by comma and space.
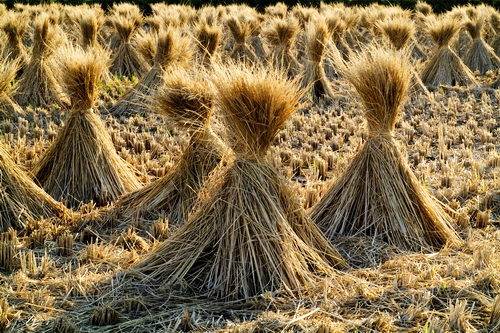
132, 158, 338, 300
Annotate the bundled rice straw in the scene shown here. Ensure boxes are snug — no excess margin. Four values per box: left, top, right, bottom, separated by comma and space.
302, 20, 336, 102
13, 14, 66, 108
0, 145, 67, 232
110, 69, 225, 227
463, 16, 500, 74
108, 8, 148, 78
76, 8, 105, 50
225, 15, 258, 63
0, 12, 29, 69
131, 64, 345, 300
263, 17, 300, 77
32, 47, 140, 209
265, 2, 288, 19
110, 27, 192, 117
0, 57, 23, 119
311, 47, 462, 252
325, 14, 350, 61
194, 21, 221, 68
377, 17, 430, 96
421, 17, 477, 87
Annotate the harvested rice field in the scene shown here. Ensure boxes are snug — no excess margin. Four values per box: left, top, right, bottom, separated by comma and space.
0, 1, 499, 332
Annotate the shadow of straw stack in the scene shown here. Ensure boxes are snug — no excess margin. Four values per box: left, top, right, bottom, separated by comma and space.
129, 63, 346, 300
32, 46, 141, 209
0, 144, 67, 232
311, 46, 462, 252
108, 68, 225, 229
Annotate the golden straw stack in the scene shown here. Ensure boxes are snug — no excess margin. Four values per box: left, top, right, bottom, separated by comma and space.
131, 64, 345, 300
312, 47, 462, 251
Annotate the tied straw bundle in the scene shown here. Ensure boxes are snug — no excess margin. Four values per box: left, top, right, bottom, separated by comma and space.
14, 14, 67, 108
302, 19, 336, 103
195, 21, 222, 68
225, 15, 259, 64
377, 17, 430, 97
32, 47, 140, 209
130, 64, 345, 300
463, 15, 500, 74
108, 6, 148, 78
110, 27, 192, 118
0, 12, 29, 70
311, 46, 462, 252
109, 69, 225, 228
263, 17, 301, 78
421, 16, 477, 87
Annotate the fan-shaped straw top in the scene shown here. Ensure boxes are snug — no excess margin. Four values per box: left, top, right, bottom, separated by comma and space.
32, 14, 58, 59
342, 47, 411, 135
213, 64, 302, 159
154, 26, 192, 69
378, 17, 415, 50
427, 17, 462, 47
152, 69, 214, 130
464, 16, 484, 40
264, 17, 299, 47
58, 47, 107, 110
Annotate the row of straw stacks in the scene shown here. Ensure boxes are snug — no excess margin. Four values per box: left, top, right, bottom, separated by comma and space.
0, 2, 499, 114
0, 1, 494, 304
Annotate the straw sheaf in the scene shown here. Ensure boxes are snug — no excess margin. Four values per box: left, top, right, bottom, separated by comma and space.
306, 20, 330, 63
195, 22, 221, 65
152, 70, 214, 130
32, 14, 59, 60
226, 16, 252, 45
110, 13, 143, 43
1, 12, 29, 62
57, 46, 108, 111
378, 17, 416, 50
263, 17, 299, 48
342, 47, 411, 134
325, 15, 347, 40
77, 10, 104, 49
265, 2, 288, 19
213, 64, 303, 159
155, 27, 193, 69
427, 17, 462, 47
312, 47, 462, 251
464, 17, 484, 40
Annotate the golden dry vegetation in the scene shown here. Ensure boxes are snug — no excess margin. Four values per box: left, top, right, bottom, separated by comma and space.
0, 1, 498, 332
